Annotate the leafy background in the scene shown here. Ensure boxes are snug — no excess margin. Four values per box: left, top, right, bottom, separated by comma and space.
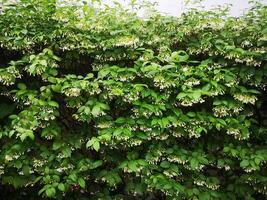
0, 0, 267, 199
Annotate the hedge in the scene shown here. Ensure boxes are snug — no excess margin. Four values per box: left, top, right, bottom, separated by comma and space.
0, 0, 267, 199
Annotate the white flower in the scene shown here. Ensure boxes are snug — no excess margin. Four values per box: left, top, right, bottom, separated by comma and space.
64, 88, 81, 97
233, 93, 257, 104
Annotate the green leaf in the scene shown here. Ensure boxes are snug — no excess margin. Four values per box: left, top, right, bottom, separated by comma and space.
92, 140, 100, 151
115, 117, 126, 123
20, 130, 34, 141
18, 83, 27, 90
58, 183, 65, 192
199, 157, 209, 165
45, 187, 56, 198
48, 101, 59, 108
160, 161, 170, 169
91, 105, 101, 117
240, 160, 250, 168
171, 51, 189, 62
177, 92, 187, 99
191, 91, 201, 100
98, 69, 110, 78
40, 60, 47, 66
69, 174, 78, 182
22, 165, 30, 176
62, 147, 72, 157
187, 112, 196, 117
199, 192, 211, 200
78, 178, 86, 188
14, 160, 22, 169
86, 137, 100, 151
51, 85, 62, 92
91, 160, 103, 169
254, 157, 261, 165
53, 140, 62, 150
190, 158, 199, 169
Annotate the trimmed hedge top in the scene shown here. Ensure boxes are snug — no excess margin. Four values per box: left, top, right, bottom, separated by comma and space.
0, 0, 267, 199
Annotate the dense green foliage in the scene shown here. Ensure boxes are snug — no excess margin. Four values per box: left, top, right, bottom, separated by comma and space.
0, 0, 267, 199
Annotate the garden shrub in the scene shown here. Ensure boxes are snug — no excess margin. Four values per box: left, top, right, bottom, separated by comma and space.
0, 0, 267, 199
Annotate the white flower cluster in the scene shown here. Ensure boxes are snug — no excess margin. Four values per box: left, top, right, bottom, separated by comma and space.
213, 106, 229, 117
188, 47, 210, 55
154, 76, 176, 90
163, 170, 179, 178
116, 75, 135, 82
184, 79, 200, 87
114, 36, 139, 47
147, 156, 161, 165
226, 128, 249, 140
241, 40, 252, 48
139, 126, 152, 132
253, 186, 267, 195
225, 52, 242, 60
129, 125, 138, 131
123, 165, 143, 174
207, 63, 225, 70
233, 93, 257, 104
97, 122, 111, 129
226, 128, 240, 136
177, 122, 187, 128
132, 108, 152, 118
214, 73, 224, 82
193, 180, 220, 190
226, 54, 261, 67
158, 47, 171, 60
56, 164, 74, 173
18, 169, 34, 175
213, 106, 243, 117
154, 134, 169, 140
61, 44, 75, 51
180, 97, 205, 107
184, 164, 204, 171
123, 93, 139, 103
41, 108, 57, 121
211, 90, 225, 96
44, 135, 54, 140
5, 153, 22, 162
217, 164, 231, 171
186, 127, 201, 138
115, 135, 130, 141
92, 63, 105, 71
0, 166, 4, 175
248, 82, 266, 91
33, 158, 47, 169
64, 88, 81, 97
26, 64, 45, 75
128, 139, 142, 146
172, 131, 183, 138
225, 81, 238, 87
0, 67, 21, 85
181, 66, 189, 72
254, 46, 266, 54
213, 51, 225, 56
167, 156, 186, 165
88, 87, 101, 95
244, 167, 258, 173
245, 58, 261, 67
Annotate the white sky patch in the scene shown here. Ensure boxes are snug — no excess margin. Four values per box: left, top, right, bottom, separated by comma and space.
102, 0, 267, 16
156, 0, 251, 16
